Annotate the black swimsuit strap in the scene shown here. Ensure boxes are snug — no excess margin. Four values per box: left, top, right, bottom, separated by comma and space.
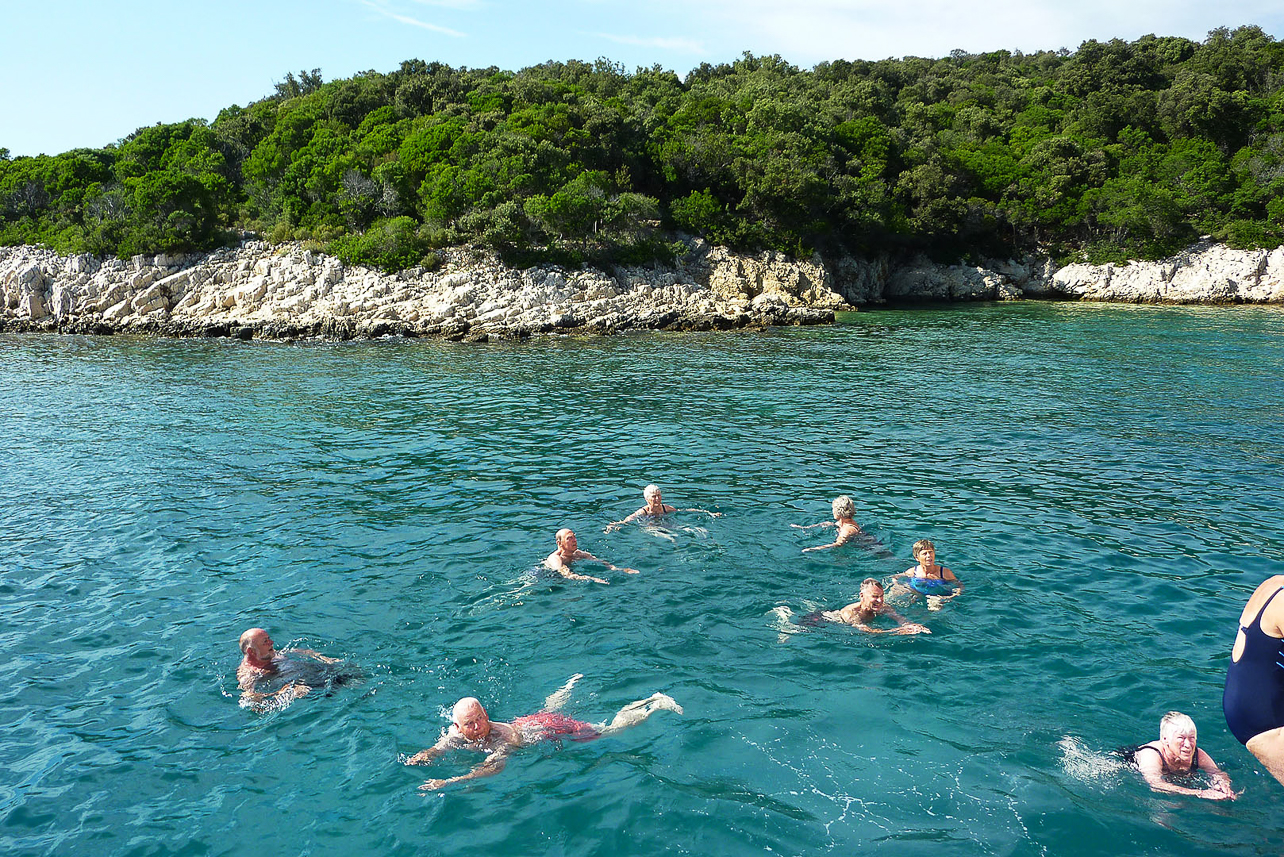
1136, 743, 1199, 773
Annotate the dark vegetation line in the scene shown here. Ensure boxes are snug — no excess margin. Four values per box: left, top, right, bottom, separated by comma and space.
2, 26, 1282, 272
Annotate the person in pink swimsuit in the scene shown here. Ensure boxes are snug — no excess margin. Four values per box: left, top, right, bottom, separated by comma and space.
406, 675, 682, 790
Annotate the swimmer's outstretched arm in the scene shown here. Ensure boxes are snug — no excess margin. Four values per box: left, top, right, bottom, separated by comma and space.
802, 530, 856, 553
576, 550, 639, 575
556, 567, 610, 585
802, 540, 841, 553
406, 733, 458, 765
605, 508, 647, 532
791, 520, 835, 530
679, 507, 722, 518
887, 608, 931, 635
546, 552, 610, 584
419, 751, 509, 791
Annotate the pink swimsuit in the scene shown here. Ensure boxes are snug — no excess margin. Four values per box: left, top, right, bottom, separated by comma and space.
511, 712, 601, 743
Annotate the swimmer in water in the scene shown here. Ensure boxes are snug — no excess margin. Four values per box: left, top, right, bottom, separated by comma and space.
1123, 711, 1237, 800
406, 674, 682, 790
795, 495, 863, 552
795, 579, 930, 635
237, 627, 341, 711
604, 484, 722, 532
891, 539, 962, 610
544, 528, 637, 584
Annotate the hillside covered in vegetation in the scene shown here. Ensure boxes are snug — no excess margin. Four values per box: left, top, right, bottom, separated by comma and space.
2, 26, 1282, 271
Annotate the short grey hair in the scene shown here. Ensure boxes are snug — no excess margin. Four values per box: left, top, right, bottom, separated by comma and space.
831, 495, 855, 520
1160, 711, 1196, 740
644, 484, 661, 499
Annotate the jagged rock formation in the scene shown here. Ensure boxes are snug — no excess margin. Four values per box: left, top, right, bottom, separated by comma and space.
2, 238, 1282, 341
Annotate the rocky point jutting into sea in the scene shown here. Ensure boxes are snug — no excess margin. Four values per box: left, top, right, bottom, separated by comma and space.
2, 238, 1283, 342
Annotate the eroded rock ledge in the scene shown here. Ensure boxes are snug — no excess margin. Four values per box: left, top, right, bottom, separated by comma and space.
2, 238, 1282, 341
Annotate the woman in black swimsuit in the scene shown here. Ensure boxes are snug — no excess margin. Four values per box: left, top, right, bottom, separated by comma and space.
1126, 711, 1235, 800
1224, 575, 1284, 788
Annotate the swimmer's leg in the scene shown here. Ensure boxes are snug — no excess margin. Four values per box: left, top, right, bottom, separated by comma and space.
1246, 727, 1284, 788
542, 673, 584, 712
597, 692, 683, 735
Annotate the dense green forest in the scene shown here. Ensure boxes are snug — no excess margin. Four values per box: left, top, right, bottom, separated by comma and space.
3, 26, 1283, 270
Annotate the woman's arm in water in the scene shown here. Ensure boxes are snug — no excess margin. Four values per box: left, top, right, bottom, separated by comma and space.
1196, 749, 1240, 799
802, 528, 856, 553
1137, 751, 1234, 800
791, 520, 835, 531
605, 508, 649, 532
680, 507, 722, 518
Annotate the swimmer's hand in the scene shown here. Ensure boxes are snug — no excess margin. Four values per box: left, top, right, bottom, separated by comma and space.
897, 624, 931, 635
1200, 787, 1237, 800
419, 778, 450, 791
604, 523, 621, 533
615, 566, 640, 574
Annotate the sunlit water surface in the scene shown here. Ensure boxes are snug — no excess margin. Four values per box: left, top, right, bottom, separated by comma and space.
3, 302, 1284, 856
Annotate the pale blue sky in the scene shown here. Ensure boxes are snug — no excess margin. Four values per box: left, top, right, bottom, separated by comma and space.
3, 0, 1281, 157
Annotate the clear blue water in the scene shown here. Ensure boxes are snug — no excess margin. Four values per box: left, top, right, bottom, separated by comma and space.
3, 302, 1284, 856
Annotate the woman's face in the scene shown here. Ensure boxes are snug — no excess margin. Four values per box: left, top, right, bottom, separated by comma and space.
1163, 727, 1197, 763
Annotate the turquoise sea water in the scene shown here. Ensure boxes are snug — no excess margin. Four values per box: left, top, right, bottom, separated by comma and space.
3, 302, 1284, 856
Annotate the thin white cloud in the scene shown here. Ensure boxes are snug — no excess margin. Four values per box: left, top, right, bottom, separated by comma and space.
359, 0, 466, 37
651, 0, 1284, 64
592, 32, 705, 54
406, 0, 481, 9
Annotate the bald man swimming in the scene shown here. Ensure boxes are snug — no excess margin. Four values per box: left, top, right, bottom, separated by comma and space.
405, 675, 681, 790
236, 627, 343, 711
544, 528, 637, 584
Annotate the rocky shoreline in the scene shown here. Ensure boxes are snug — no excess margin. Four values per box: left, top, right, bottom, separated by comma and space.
2, 238, 1282, 342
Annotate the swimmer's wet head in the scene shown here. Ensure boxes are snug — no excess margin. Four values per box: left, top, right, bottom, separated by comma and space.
452, 697, 492, 742
912, 539, 936, 566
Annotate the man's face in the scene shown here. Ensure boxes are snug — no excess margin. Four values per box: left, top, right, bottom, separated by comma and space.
559, 531, 578, 553
248, 632, 275, 660
861, 585, 885, 611
454, 701, 491, 742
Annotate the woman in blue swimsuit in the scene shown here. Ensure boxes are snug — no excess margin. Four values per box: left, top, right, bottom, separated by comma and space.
1224, 575, 1284, 788
892, 539, 962, 607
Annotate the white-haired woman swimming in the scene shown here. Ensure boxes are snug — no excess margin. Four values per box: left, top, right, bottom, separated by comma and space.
794, 495, 863, 552
605, 484, 721, 532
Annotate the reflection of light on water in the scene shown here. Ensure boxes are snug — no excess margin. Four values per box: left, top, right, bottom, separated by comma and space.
1058, 735, 1127, 784
740, 731, 886, 840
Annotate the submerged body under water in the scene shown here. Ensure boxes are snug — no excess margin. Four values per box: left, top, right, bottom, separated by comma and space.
3, 302, 1284, 856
